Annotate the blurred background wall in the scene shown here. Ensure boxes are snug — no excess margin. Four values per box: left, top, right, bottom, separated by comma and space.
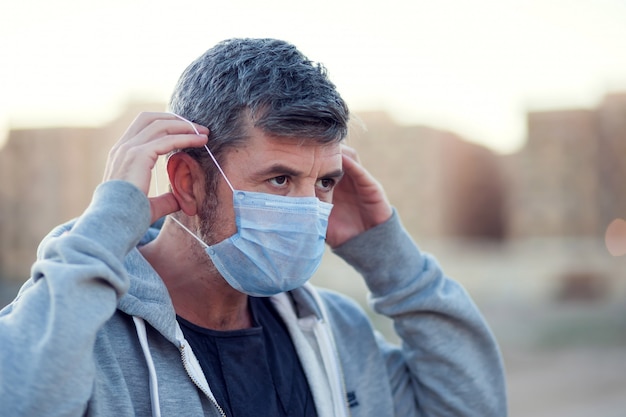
2, 1, 626, 415
3, 96, 625, 300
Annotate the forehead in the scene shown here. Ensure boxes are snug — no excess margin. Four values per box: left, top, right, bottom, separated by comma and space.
226, 126, 342, 168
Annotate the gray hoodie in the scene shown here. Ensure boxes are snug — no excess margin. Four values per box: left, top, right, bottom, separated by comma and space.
0, 180, 507, 416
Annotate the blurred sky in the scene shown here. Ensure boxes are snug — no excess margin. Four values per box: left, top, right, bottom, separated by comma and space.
1, 0, 626, 153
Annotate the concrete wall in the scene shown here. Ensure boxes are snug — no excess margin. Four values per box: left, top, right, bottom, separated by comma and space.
2, 94, 625, 290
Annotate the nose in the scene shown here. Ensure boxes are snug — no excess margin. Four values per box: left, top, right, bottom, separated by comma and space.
289, 183, 316, 198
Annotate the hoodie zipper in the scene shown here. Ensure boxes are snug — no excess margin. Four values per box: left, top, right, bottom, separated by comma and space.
179, 342, 227, 417
271, 288, 352, 417
304, 285, 352, 417
314, 318, 352, 417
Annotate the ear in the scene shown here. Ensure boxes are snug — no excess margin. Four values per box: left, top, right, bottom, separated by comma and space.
166, 152, 204, 216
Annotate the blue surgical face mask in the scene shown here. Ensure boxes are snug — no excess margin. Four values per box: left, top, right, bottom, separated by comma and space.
169, 119, 333, 296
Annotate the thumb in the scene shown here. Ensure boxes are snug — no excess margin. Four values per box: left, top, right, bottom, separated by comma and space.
149, 192, 181, 224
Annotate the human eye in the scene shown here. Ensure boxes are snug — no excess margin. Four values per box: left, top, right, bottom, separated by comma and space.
268, 175, 289, 188
316, 178, 336, 192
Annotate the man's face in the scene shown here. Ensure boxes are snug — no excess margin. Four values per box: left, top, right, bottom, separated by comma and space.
199, 126, 343, 245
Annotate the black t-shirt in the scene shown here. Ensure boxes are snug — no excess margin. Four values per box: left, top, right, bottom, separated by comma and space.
177, 297, 318, 417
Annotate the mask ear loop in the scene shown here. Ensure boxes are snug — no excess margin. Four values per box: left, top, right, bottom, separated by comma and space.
169, 213, 210, 249
166, 113, 236, 248
171, 113, 234, 192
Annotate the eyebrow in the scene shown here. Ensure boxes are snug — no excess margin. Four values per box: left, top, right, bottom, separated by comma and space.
254, 164, 344, 180
321, 169, 345, 181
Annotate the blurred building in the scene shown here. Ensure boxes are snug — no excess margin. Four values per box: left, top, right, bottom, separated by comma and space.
348, 112, 505, 240
598, 94, 626, 233
506, 93, 626, 239
0, 102, 163, 284
1, 94, 625, 287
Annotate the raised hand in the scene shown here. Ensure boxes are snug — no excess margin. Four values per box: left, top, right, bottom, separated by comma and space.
326, 145, 393, 248
103, 112, 208, 223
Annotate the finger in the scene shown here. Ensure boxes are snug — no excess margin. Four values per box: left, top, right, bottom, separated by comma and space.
118, 112, 176, 143
107, 132, 207, 174
138, 132, 208, 162
121, 112, 207, 140
340, 151, 378, 188
149, 192, 181, 223
123, 119, 209, 149
104, 133, 207, 187
107, 115, 207, 182
341, 144, 361, 163
339, 152, 392, 215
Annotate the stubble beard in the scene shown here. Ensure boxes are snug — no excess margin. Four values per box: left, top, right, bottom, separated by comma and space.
194, 192, 223, 274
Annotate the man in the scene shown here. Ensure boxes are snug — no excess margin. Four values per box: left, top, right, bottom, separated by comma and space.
0, 38, 506, 416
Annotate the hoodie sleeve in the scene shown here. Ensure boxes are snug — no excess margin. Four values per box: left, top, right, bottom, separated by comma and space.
0, 180, 151, 417
332, 209, 508, 417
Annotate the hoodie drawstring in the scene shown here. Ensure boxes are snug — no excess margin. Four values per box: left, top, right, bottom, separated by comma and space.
133, 316, 162, 417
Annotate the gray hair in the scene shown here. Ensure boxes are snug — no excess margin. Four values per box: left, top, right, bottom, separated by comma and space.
169, 38, 349, 173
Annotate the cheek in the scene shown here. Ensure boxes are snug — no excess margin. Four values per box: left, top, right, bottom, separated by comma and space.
216, 196, 237, 237
199, 187, 238, 243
